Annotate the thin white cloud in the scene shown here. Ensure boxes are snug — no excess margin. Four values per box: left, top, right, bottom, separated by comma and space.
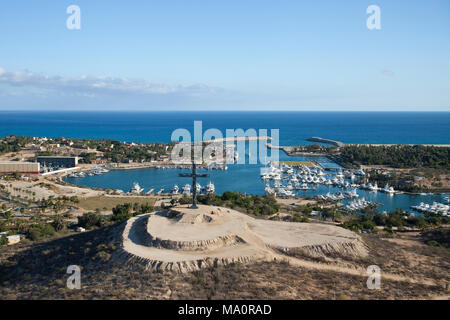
0, 67, 221, 98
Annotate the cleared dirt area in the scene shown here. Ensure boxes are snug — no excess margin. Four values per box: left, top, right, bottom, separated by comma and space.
275, 198, 317, 206
76, 196, 156, 211
121, 205, 367, 272
0, 179, 104, 200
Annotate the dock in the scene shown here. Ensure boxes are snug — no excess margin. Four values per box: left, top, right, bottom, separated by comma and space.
306, 137, 345, 147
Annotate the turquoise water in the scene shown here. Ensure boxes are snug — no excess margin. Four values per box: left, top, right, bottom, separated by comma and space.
65, 153, 448, 214
1, 111, 448, 213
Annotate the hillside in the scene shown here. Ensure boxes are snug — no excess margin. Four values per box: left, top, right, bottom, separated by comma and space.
1, 221, 449, 300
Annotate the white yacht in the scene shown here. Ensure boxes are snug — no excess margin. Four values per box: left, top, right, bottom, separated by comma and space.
273, 174, 282, 181
299, 183, 310, 190
344, 189, 359, 198
316, 169, 325, 176
277, 188, 294, 197
335, 169, 344, 179
171, 184, 179, 195
129, 182, 144, 194
182, 184, 191, 195
91, 167, 109, 175
345, 198, 372, 211
265, 185, 275, 195
77, 172, 86, 178
205, 181, 215, 194
382, 184, 395, 194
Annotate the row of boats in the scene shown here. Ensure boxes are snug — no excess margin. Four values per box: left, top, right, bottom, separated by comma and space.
261, 163, 396, 198
360, 182, 395, 194
344, 199, 376, 212
410, 202, 449, 216
316, 189, 359, 201
67, 168, 109, 178
154, 164, 228, 170
128, 181, 216, 196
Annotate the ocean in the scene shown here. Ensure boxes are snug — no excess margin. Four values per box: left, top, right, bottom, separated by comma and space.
1, 111, 449, 145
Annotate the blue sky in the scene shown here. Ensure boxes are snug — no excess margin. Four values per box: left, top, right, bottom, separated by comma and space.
0, 0, 449, 111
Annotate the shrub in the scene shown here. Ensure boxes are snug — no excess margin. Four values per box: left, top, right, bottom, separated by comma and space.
427, 240, 441, 247
341, 220, 363, 232
196, 192, 279, 216
112, 203, 133, 222
341, 215, 376, 232
95, 251, 111, 262
0, 221, 7, 232
179, 194, 191, 205
293, 213, 309, 223
0, 235, 8, 246
27, 223, 56, 240
138, 203, 154, 214
28, 229, 40, 241
51, 216, 66, 232
422, 229, 449, 248
78, 212, 103, 229
384, 225, 394, 234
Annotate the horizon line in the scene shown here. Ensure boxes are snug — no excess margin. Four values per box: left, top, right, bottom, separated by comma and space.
0, 109, 450, 113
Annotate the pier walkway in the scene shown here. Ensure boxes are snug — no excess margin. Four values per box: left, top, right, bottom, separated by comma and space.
306, 137, 345, 147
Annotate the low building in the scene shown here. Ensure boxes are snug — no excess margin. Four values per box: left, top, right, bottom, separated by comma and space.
36, 156, 78, 168
91, 159, 107, 164
0, 232, 25, 245
0, 162, 40, 174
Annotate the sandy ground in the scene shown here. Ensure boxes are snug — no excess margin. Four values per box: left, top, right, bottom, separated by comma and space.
0, 151, 37, 162
123, 205, 365, 264
0, 179, 104, 200
276, 198, 317, 206
248, 218, 358, 248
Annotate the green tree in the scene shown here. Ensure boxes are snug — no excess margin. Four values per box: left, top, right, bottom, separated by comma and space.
0, 235, 8, 246
51, 216, 66, 232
